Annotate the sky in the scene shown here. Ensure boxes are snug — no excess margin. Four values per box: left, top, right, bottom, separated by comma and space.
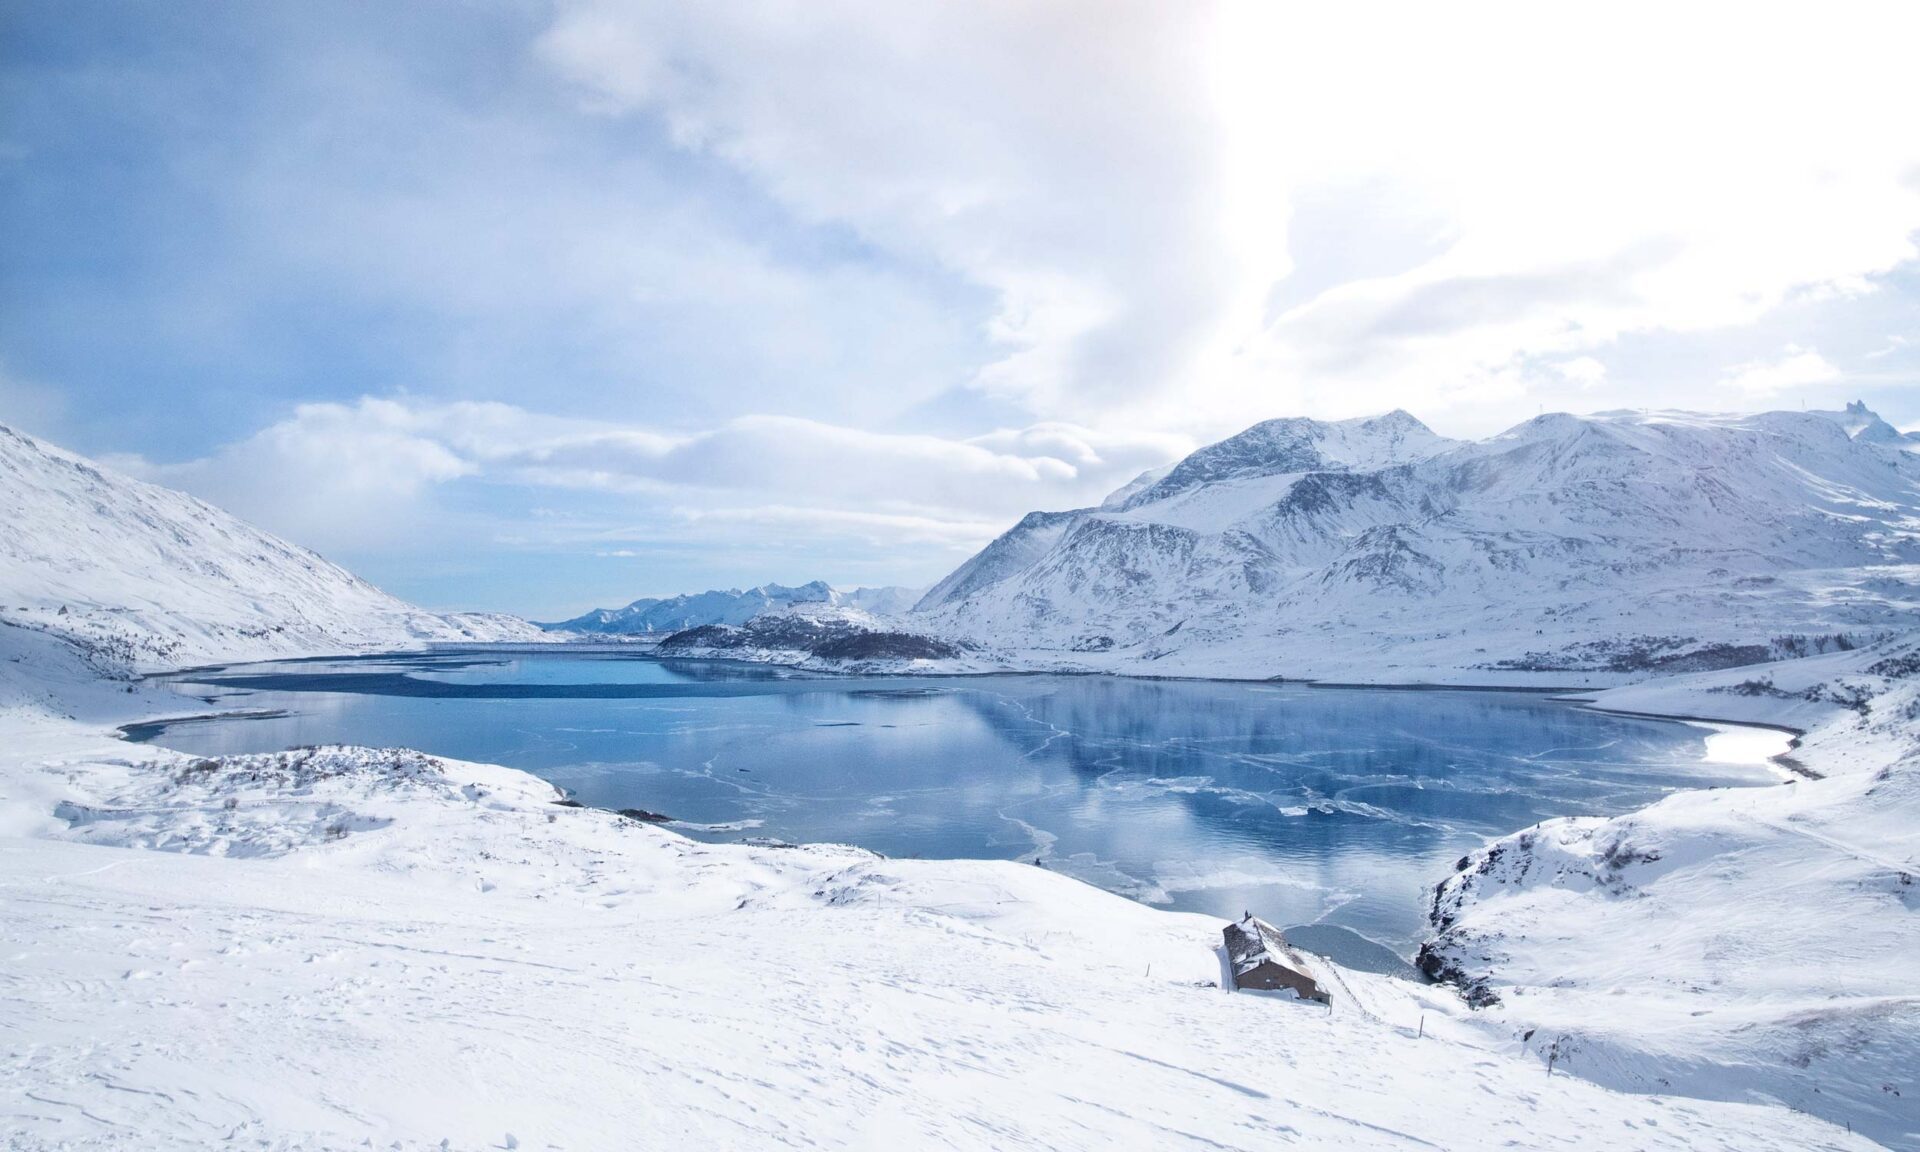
4, 1, 1919, 619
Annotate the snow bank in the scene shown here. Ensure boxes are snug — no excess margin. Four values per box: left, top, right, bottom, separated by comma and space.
1420, 637, 1920, 1147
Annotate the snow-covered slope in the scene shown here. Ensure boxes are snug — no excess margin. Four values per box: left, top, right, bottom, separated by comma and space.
917, 405, 1920, 683
0, 712, 1874, 1150
0, 422, 540, 670
1116, 408, 1455, 510
1418, 637, 1920, 1148
548, 580, 922, 635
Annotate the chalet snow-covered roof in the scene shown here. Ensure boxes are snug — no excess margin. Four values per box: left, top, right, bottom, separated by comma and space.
1223, 915, 1315, 981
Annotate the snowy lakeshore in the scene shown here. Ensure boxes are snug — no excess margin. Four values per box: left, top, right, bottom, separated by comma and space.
1423, 645, 1920, 1147
2, 621, 1911, 1150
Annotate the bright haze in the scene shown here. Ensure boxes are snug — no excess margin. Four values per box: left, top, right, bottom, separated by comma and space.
4, 2, 1918, 618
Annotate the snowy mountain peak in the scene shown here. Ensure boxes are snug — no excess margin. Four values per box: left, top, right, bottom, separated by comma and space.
1098, 465, 1173, 510
1805, 398, 1919, 447
1119, 409, 1452, 511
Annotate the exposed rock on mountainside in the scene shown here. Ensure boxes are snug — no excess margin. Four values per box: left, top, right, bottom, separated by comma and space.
657, 604, 961, 666
0, 422, 541, 671
1809, 399, 1920, 447
915, 405, 1920, 682
1117, 409, 1452, 510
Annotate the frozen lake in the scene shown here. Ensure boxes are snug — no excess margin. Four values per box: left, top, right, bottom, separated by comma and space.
131, 650, 1778, 972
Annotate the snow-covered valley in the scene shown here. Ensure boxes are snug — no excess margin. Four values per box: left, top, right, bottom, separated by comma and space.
2, 413, 1916, 1149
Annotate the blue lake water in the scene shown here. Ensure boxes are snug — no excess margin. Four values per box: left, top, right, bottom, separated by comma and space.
132, 650, 1776, 972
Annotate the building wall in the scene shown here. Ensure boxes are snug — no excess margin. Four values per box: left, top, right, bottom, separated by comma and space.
1239, 961, 1330, 1003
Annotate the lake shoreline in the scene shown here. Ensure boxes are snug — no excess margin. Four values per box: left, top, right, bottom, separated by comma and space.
7, 633, 1896, 1144
124, 649, 1787, 966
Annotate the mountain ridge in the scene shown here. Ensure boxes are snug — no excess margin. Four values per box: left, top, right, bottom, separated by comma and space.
0, 422, 541, 672
911, 403, 1920, 681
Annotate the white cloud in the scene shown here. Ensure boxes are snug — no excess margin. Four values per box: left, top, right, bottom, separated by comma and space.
1721, 346, 1843, 397
120, 400, 477, 553
1554, 358, 1609, 391
669, 505, 1007, 550
536, 1, 1920, 436
134, 396, 1195, 559
1865, 335, 1910, 361
205, 41, 992, 431
537, 1, 1275, 421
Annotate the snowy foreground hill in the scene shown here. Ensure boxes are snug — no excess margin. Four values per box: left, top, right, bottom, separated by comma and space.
0, 416, 1912, 1148
1426, 639, 1920, 1146
914, 405, 1920, 683
0, 422, 541, 671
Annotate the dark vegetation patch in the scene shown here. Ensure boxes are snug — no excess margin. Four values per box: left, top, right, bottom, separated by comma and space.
658, 615, 960, 663
658, 623, 743, 650
1489, 636, 1770, 674
811, 632, 959, 661
1488, 632, 1893, 675
1866, 648, 1920, 679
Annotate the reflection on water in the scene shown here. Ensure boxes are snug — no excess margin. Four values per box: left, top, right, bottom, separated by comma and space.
134, 652, 1776, 971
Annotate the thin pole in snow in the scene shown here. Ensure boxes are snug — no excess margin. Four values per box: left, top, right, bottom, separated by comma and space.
1418, 1014, 1425, 1039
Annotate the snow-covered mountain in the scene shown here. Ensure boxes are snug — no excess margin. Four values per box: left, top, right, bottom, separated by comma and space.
1808, 398, 1920, 448
546, 580, 921, 635
0, 422, 541, 671
915, 405, 1920, 682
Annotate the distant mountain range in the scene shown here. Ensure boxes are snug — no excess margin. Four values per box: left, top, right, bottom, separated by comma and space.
0, 423, 541, 670
542, 581, 922, 635
911, 403, 1920, 681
